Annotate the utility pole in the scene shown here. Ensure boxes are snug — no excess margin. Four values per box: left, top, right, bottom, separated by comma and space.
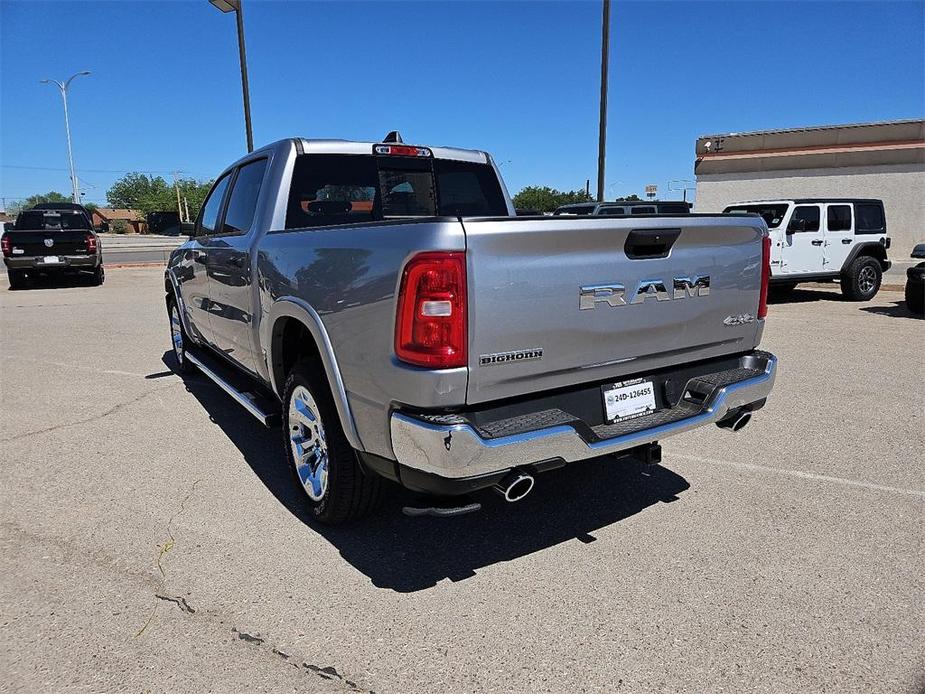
210, 0, 254, 153
596, 0, 611, 203
183, 197, 190, 223
41, 71, 91, 204
172, 171, 184, 221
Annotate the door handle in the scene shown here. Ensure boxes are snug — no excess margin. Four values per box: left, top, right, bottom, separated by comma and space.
811, 240, 824, 246
841, 239, 852, 244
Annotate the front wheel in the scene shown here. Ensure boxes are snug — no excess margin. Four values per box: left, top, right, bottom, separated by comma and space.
283, 361, 381, 524
167, 297, 195, 374
841, 256, 882, 301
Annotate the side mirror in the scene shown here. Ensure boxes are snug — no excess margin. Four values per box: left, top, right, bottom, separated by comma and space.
787, 218, 806, 234
180, 222, 196, 237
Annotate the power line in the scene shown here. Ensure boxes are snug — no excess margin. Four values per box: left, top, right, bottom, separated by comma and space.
1, 164, 212, 176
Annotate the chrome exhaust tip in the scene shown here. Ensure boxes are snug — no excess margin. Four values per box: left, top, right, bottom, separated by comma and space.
717, 409, 752, 432
494, 471, 535, 503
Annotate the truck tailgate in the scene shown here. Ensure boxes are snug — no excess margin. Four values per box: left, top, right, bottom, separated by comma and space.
461, 215, 766, 404
4, 230, 91, 256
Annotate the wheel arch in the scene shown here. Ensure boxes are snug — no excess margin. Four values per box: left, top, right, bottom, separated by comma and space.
164, 269, 196, 339
265, 298, 363, 450
842, 242, 889, 272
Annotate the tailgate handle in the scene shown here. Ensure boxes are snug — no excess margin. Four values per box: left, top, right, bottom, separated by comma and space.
624, 229, 681, 260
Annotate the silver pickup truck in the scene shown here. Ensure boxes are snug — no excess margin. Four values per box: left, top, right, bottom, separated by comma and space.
165, 134, 777, 524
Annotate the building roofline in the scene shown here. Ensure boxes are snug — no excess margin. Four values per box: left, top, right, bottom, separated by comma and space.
698, 118, 925, 140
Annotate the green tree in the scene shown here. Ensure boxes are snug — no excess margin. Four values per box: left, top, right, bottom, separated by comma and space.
106, 173, 174, 215
511, 186, 593, 213
7, 191, 70, 215
105, 172, 214, 218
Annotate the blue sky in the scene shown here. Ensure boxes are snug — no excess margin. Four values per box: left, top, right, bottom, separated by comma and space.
1, 0, 923, 207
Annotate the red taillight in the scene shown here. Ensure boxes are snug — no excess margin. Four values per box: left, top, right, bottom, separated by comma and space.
1, 234, 10, 258
395, 251, 467, 368
758, 234, 771, 319
86, 233, 97, 254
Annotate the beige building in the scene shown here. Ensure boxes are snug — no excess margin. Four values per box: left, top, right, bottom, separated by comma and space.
694, 119, 925, 252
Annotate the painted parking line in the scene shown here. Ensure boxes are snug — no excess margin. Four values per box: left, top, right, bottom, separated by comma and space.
674, 452, 925, 499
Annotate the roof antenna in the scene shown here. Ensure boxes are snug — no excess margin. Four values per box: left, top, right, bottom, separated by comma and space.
383, 130, 403, 143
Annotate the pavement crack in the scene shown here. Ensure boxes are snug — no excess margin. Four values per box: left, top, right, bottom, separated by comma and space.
233, 627, 265, 645
1, 384, 178, 443
134, 479, 203, 637
155, 594, 196, 614
230, 627, 372, 692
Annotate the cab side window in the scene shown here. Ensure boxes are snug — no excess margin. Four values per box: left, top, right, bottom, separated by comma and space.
197, 173, 231, 236
788, 205, 820, 232
827, 205, 852, 232
222, 158, 268, 235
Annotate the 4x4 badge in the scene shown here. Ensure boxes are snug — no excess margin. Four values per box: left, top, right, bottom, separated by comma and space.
723, 313, 755, 326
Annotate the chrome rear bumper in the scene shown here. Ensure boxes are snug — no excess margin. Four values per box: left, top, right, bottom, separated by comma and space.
390, 352, 777, 480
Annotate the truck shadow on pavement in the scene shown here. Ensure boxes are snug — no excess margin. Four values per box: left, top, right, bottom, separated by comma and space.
163, 353, 691, 593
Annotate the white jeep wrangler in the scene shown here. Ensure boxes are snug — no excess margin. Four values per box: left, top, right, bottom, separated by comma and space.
724, 198, 891, 300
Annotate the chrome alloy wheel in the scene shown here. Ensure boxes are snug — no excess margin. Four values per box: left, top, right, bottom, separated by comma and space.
170, 304, 184, 363
289, 385, 329, 501
858, 265, 877, 294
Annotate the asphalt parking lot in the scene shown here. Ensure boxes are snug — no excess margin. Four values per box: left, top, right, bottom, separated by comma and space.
0, 267, 922, 694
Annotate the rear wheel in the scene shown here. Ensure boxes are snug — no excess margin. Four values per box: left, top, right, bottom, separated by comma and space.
841, 256, 882, 301
283, 361, 381, 524
7, 269, 26, 290
91, 265, 105, 286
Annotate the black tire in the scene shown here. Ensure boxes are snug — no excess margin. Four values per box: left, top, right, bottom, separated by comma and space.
91, 264, 105, 286
7, 269, 26, 290
167, 296, 195, 374
282, 360, 381, 524
841, 256, 882, 301
905, 279, 924, 315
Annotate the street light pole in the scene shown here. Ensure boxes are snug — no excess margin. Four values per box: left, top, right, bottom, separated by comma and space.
596, 0, 611, 203
41, 71, 91, 204
210, 0, 254, 153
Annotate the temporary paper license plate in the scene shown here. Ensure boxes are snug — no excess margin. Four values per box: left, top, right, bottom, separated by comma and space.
43, 256, 61, 264
603, 378, 657, 423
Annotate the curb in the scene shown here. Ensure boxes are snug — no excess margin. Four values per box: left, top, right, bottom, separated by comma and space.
105, 262, 168, 269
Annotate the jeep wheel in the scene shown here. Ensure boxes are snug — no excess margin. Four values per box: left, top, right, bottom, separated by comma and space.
168, 297, 195, 374
841, 256, 882, 301
283, 361, 381, 524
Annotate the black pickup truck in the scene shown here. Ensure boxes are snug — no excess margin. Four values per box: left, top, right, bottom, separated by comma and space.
1, 204, 104, 289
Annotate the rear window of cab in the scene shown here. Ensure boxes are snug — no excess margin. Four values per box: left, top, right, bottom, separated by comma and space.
285, 154, 507, 228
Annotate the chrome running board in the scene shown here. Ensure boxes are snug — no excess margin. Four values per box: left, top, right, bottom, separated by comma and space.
185, 351, 279, 427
